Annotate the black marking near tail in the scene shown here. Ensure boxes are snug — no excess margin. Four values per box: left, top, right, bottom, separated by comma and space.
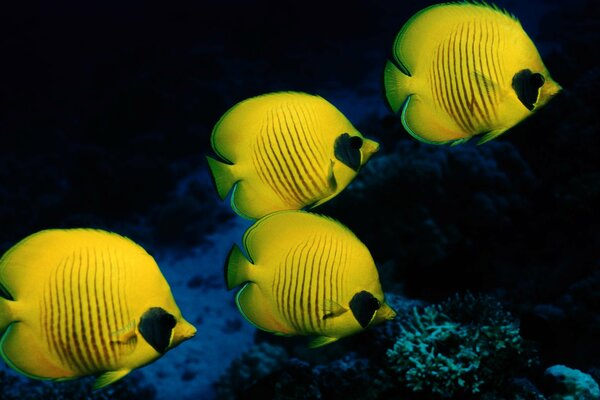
139, 307, 177, 354
334, 133, 362, 172
512, 69, 545, 111
349, 291, 381, 328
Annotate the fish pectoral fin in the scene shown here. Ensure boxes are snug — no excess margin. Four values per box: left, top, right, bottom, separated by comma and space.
109, 320, 138, 356
322, 299, 347, 320
93, 369, 132, 390
110, 320, 137, 344
308, 336, 339, 348
306, 161, 337, 209
477, 128, 507, 145
472, 71, 499, 95
327, 159, 338, 192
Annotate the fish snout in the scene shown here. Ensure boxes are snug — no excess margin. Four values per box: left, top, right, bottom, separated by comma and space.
172, 319, 197, 346
371, 303, 397, 326
360, 138, 380, 164
382, 303, 397, 320
539, 78, 562, 106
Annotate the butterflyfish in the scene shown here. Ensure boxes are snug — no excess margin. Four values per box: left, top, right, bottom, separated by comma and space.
384, 2, 561, 145
0, 229, 196, 389
206, 91, 380, 219
225, 210, 396, 348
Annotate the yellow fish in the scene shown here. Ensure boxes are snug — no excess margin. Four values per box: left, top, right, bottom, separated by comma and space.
206, 91, 380, 219
0, 229, 196, 389
384, 2, 561, 145
225, 210, 396, 348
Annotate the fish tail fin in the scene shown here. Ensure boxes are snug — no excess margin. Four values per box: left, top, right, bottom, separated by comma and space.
206, 156, 237, 200
383, 60, 412, 114
0, 297, 14, 334
225, 244, 253, 290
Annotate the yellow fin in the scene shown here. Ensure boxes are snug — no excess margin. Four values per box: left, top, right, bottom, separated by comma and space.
206, 155, 237, 200
0, 297, 13, 333
93, 369, 132, 390
477, 128, 508, 145
323, 299, 347, 320
0, 323, 74, 380
308, 160, 337, 209
235, 283, 294, 335
308, 336, 339, 348
109, 320, 138, 357
400, 95, 467, 145
383, 60, 411, 114
225, 244, 253, 290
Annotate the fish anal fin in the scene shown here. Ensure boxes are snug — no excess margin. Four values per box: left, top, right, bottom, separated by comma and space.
0, 323, 73, 380
93, 369, 132, 390
401, 95, 468, 145
236, 283, 293, 335
308, 336, 339, 348
229, 179, 291, 220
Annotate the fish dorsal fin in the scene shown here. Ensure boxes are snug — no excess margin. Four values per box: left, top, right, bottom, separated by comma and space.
308, 336, 339, 348
93, 369, 132, 390
138, 307, 177, 354
349, 291, 381, 328
323, 299, 347, 320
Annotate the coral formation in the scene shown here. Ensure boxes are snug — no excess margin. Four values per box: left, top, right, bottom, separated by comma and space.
386, 293, 537, 398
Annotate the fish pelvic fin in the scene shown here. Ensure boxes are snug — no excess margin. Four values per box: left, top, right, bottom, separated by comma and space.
206, 156, 237, 200
477, 128, 508, 145
308, 336, 339, 348
225, 244, 254, 290
93, 369, 132, 390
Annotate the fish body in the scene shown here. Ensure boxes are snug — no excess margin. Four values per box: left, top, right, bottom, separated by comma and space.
0, 229, 196, 389
225, 210, 396, 348
384, 2, 561, 145
207, 91, 379, 219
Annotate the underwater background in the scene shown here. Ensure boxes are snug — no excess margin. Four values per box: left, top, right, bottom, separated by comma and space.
1, 0, 599, 399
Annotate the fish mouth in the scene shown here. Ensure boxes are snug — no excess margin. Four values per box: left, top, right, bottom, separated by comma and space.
360, 138, 380, 164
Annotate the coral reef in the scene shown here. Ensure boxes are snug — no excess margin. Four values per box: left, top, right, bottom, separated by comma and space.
543, 365, 600, 400
386, 293, 537, 398
0, 370, 156, 400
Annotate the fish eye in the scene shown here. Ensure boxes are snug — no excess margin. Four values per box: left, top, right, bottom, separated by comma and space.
349, 135, 363, 149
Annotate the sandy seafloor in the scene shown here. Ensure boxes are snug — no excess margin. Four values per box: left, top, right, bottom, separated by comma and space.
139, 216, 255, 400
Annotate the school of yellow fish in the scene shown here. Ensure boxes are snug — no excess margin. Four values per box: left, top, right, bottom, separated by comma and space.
0, 2, 559, 390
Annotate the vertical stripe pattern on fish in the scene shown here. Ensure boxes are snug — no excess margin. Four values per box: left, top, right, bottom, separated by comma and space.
225, 210, 396, 348
384, 2, 561, 145
206, 92, 380, 219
